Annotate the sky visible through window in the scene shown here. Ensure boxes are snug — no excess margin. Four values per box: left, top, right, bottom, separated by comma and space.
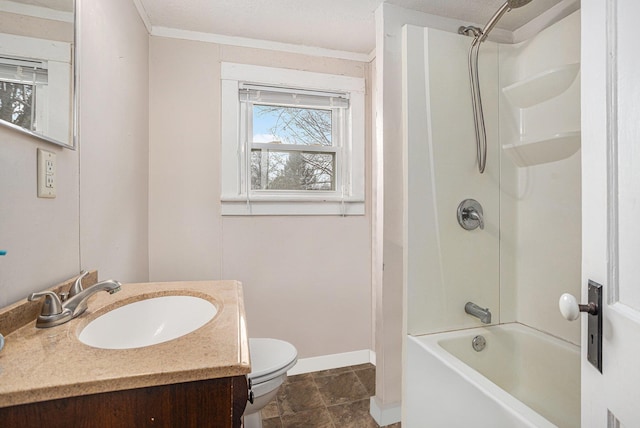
252, 105, 331, 145
253, 107, 278, 143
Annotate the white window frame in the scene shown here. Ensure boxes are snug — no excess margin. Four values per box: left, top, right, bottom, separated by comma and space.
221, 62, 365, 216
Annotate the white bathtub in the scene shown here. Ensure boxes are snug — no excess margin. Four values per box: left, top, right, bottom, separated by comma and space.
405, 323, 580, 427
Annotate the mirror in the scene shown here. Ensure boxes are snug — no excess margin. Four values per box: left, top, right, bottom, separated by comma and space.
0, 0, 75, 148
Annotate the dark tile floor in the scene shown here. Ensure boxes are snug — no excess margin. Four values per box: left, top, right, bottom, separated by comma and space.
260, 364, 401, 428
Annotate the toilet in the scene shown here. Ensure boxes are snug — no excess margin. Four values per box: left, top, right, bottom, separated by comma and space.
243, 338, 298, 428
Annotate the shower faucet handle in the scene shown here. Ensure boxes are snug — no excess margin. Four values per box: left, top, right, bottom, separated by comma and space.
457, 199, 484, 231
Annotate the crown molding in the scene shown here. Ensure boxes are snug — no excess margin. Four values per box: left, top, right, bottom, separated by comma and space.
151, 26, 370, 62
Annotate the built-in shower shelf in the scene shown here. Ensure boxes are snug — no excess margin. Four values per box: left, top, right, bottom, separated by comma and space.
502, 63, 580, 108
502, 131, 581, 167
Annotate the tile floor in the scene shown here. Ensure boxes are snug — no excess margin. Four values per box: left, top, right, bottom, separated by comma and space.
259, 364, 401, 428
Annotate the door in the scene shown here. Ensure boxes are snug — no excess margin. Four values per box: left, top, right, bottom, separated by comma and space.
582, 0, 640, 426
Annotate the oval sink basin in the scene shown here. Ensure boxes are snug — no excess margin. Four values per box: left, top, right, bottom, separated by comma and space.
78, 295, 217, 350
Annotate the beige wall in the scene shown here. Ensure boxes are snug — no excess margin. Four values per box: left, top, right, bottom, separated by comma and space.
0, 129, 79, 307
148, 36, 373, 359
78, 0, 150, 282
0, 0, 149, 307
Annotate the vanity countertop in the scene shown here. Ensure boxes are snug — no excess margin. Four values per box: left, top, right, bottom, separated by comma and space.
0, 280, 250, 408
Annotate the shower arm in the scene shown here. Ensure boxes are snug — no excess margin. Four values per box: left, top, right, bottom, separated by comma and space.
474, 2, 512, 45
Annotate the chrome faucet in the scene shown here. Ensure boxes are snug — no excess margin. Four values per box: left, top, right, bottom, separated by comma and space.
63, 279, 121, 318
28, 273, 122, 328
465, 302, 492, 324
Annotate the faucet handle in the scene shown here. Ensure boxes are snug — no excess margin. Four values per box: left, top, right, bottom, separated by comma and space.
28, 291, 64, 316
457, 199, 485, 231
69, 270, 89, 298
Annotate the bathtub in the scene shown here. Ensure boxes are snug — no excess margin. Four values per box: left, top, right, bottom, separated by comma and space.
405, 323, 580, 427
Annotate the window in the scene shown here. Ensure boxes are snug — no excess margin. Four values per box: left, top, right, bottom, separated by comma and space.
244, 86, 347, 193
221, 63, 365, 215
0, 56, 48, 132
0, 33, 73, 146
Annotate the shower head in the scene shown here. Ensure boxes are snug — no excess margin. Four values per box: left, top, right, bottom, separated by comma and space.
475, 0, 533, 44
507, 0, 533, 8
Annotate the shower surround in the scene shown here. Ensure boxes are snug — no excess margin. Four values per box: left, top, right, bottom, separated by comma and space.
402, 10, 581, 426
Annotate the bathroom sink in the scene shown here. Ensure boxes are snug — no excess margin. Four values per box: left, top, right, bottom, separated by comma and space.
78, 295, 217, 350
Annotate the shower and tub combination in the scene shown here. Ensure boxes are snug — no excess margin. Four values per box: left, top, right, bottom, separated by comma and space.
402, 2, 581, 427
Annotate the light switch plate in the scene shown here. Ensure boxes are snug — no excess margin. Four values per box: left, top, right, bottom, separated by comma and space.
37, 148, 56, 198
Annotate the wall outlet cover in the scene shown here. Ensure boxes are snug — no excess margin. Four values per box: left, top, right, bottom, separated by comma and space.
37, 148, 56, 198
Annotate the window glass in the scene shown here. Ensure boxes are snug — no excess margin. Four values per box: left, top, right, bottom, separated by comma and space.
253, 104, 332, 146
251, 150, 336, 191
0, 81, 35, 130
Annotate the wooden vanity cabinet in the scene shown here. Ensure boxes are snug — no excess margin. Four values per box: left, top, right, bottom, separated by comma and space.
0, 375, 248, 428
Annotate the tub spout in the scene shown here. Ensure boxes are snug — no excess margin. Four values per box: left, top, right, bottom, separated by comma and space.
465, 302, 492, 324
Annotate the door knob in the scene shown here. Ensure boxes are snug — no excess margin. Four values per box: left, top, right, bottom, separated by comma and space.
559, 281, 603, 373
558, 293, 598, 321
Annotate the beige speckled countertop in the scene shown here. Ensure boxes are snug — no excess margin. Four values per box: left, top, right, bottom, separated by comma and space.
0, 280, 250, 408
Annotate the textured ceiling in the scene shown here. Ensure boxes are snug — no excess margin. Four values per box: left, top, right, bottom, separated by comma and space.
138, 0, 564, 54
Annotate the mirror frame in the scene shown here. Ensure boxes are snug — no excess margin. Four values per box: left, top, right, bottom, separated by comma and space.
0, 0, 77, 150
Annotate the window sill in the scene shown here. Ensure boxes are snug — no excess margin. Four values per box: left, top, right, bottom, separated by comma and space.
220, 199, 365, 216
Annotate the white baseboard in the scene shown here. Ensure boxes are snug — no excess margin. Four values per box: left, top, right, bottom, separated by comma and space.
369, 397, 402, 426
287, 349, 375, 376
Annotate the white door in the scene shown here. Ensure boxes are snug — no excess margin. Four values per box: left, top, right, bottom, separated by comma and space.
582, 0, 640, 426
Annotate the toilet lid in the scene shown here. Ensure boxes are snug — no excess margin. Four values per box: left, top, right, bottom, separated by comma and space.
249, 338, 298, 384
